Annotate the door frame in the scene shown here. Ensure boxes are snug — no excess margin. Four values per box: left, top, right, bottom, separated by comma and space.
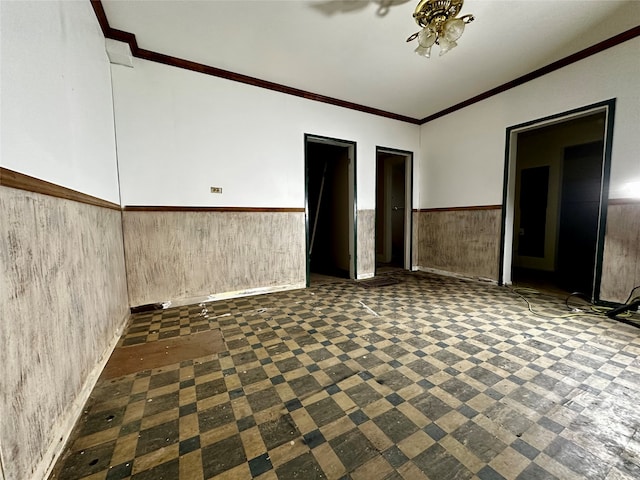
375, 146, 414, 273
498, 99, 616, 302
304, 134, 357, 287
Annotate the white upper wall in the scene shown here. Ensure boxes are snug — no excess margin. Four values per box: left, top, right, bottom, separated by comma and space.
1, 0, 120, 203
111, 58, 420, 209
419, 38, 640, 208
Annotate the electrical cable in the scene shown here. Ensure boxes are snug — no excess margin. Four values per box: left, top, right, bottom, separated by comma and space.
507, 286, 640, 320
564, 291, 589, 312
623, 285, 640, 305
507, 286, 599, 319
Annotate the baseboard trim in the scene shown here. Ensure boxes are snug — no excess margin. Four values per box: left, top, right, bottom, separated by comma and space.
161, 283, 307, 309
416, 266, 498, 285
38, 311, 130, 480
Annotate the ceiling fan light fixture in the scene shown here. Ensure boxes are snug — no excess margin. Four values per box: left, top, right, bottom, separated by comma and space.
407, 0, 474, 58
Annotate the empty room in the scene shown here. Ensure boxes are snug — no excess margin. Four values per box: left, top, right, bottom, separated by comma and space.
1, 1, 640, 480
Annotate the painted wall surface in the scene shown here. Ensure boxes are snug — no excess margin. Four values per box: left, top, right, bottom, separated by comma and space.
111, 58, 421, 210
111, 56, 419, 292
417, 38, 639, 299
123, 211, 306, 306
0, 1, 120, 203
0, 2, 128, 479
419, 38, 640, 209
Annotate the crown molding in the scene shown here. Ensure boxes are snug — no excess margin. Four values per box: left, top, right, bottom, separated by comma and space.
420, 25, 640, 124
89, 1, 421, 125
90, 1, 639, 126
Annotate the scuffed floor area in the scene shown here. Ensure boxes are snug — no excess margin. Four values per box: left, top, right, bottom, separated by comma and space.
50, 271, 640, 479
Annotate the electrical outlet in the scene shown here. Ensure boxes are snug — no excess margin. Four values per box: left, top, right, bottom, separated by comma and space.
210, 187, 222, 194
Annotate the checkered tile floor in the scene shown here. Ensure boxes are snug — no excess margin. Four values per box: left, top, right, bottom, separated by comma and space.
50, 272, 640, 480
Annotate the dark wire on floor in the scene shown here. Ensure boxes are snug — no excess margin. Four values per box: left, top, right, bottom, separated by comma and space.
507, 285, 640, 320
506, 286, 596, 319
623, 285, 640, 305
578, 287, 640, 318
565, 291, 590, 312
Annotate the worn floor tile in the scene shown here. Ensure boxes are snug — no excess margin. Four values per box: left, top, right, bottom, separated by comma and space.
50, 271, 640, 479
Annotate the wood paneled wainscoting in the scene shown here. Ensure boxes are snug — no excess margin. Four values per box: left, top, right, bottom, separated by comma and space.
122, 207, 307, 307
357, 209, 375, 279
0, 168, 129, 480
600, 199, 640, 304
413, 205, 502, 282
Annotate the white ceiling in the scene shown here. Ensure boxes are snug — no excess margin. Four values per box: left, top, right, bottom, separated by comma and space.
101, 0, 640, 120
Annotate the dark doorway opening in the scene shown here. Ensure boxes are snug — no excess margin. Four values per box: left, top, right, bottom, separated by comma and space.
375, 148, 413, 274
518, 166, 549, 258
509, 111, 608, 299
305, 136, 356, 286
556, 141, 604, 294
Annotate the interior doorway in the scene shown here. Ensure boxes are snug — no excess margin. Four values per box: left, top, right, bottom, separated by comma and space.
305, 135, 356, 286
375, 148, 413, 274
556, 140, 604, 293
500, 100, 615, 302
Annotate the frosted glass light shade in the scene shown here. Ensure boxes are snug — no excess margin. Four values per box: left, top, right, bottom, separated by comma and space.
417, 28, 436, 48
438, 38, 457, 56
415, 44, 432, 58
443, 18, 465, 41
